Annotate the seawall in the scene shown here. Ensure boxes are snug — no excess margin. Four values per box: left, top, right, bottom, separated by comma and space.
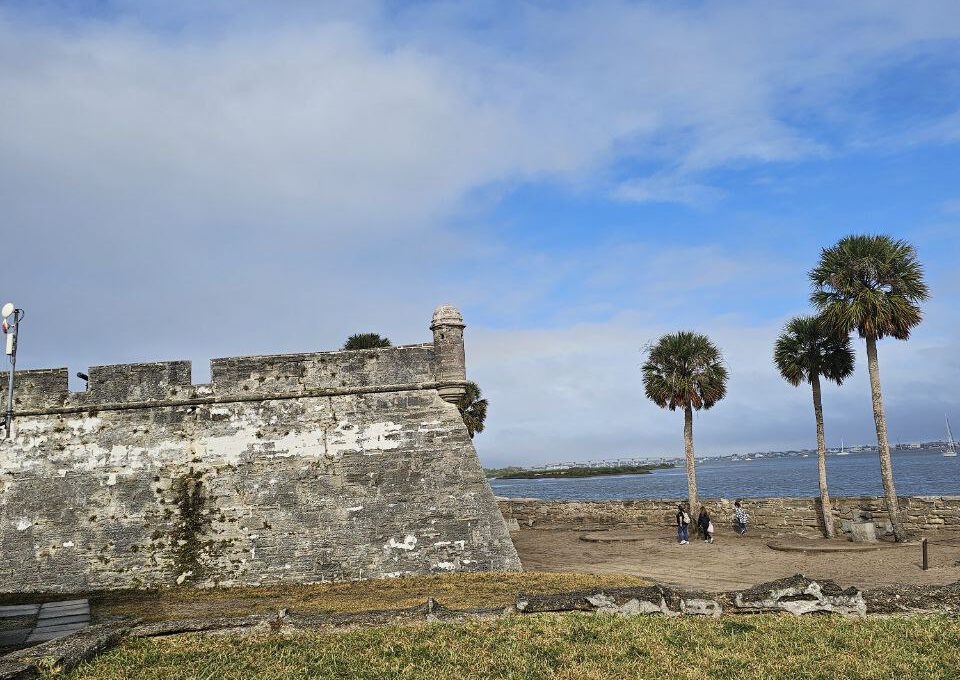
498, 496, 960, 536
0, 306, 521, 593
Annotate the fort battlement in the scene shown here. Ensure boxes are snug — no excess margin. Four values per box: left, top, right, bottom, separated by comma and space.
1, 344, 447, 415
0, 305, 520, 593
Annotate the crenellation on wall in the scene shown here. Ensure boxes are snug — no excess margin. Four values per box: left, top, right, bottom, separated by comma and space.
2, 344, 446, 417
0, 368, 69, 410
86, 360, 194, 404
210, 343, 437, 399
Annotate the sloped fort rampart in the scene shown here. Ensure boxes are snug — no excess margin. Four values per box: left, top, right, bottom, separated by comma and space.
0, 305, 520, 593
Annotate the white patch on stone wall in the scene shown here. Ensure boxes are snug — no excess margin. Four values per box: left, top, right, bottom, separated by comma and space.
387, 535, 418, 551
346, 506, 363, 513
434, 562, 456, 571
328, 421, 403, 456
15, 518, 32, 531
360, 422, 402, 451
107, 473, 118, 486
62, 541, 74, 548
67, 416, 101, 434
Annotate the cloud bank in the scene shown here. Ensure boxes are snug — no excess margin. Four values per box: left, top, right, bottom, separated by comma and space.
1, 1, 958, 465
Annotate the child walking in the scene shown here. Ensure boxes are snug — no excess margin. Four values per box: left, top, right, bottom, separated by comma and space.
734, 500, 748, 536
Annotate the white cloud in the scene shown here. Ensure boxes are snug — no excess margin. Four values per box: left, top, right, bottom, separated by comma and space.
0, 2, 958, 460
612, 174, 724, 207
470, 300, 960, 467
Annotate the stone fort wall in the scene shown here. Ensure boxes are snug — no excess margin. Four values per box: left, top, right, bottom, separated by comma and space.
0, 306, 520, 593
498, 496, 960, 536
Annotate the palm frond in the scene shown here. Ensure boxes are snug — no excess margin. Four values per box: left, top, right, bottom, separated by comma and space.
774, 315, 855, 387
641, 331, 728, 412
343, 333, 392, 350
810, 234, 929, 340
457, 381, 488, 439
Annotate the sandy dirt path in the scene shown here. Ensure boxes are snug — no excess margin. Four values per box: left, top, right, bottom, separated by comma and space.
512, 528, 960, 591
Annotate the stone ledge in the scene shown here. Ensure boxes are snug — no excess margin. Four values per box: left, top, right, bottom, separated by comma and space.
2, 620, 133, 676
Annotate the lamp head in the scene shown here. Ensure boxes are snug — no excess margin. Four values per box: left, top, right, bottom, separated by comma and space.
1, 303, 13, 319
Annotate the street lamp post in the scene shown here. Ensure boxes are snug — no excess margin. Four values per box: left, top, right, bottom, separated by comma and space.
2, 302, 22, 439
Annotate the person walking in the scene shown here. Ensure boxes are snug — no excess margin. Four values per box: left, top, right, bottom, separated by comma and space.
676, 503, 690, 544
734, 500, 748, 536
698, 507, 714, 543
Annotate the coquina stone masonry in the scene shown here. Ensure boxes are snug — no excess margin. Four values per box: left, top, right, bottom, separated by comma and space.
498, 496, 960, 537
0, 305, 520, 593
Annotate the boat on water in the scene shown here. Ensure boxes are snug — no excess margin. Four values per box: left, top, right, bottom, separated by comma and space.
944, 416, 958, 458
836, 439, 850, 456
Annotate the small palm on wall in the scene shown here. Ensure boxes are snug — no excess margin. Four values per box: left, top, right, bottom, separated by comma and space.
343, 333, 392, 350
457, 381, 488, 439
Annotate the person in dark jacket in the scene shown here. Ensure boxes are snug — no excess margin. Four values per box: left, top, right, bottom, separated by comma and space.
698, 507, 714, 543
676, 503, 690, 544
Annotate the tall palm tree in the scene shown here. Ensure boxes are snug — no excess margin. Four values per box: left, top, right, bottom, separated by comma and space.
774, 315, 855, 538
642, 332, 728, 519
457, 381, 488, 439
343, 333, 392, 350
810, 235, 929, 542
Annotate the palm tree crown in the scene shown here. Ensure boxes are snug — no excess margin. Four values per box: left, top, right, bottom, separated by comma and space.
810, 234, 929, 340
457, 381, 488, 439
343, 333, 392, 350
642, 332, 728, 411
774, 316, 855, 387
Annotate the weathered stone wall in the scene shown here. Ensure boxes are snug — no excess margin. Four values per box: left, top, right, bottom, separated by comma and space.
0, 307, 520, 593
498, 496, 960, 537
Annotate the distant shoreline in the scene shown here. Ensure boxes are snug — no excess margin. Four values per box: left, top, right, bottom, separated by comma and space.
487, 463, 674, 480
487, 448, 955, 500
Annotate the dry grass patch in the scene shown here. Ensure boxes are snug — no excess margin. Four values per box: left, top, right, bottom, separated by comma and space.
62, 613, 960, 680
91, 572, 652, 622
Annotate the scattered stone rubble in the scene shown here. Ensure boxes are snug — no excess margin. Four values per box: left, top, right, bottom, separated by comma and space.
2, 575, 957, 678
729, 575, 866, 615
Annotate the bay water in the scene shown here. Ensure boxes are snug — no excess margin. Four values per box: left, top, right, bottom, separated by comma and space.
489, 448, 958, 500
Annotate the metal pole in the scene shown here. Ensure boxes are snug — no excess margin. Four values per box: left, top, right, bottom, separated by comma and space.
4, 309, 19, 439
922, 537, 928, 571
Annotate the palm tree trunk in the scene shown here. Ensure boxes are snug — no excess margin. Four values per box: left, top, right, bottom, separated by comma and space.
810, 373, 834, 538
683, 404, 699, 531
865, 334, 907, 542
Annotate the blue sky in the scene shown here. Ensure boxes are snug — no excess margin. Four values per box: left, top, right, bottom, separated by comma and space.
1, 1, 959, 466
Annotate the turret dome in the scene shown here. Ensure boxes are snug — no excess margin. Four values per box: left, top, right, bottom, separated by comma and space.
431, 304, 465, 329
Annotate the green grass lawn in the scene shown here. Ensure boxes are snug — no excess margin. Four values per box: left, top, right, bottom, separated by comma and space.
61, 613, 959, 680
